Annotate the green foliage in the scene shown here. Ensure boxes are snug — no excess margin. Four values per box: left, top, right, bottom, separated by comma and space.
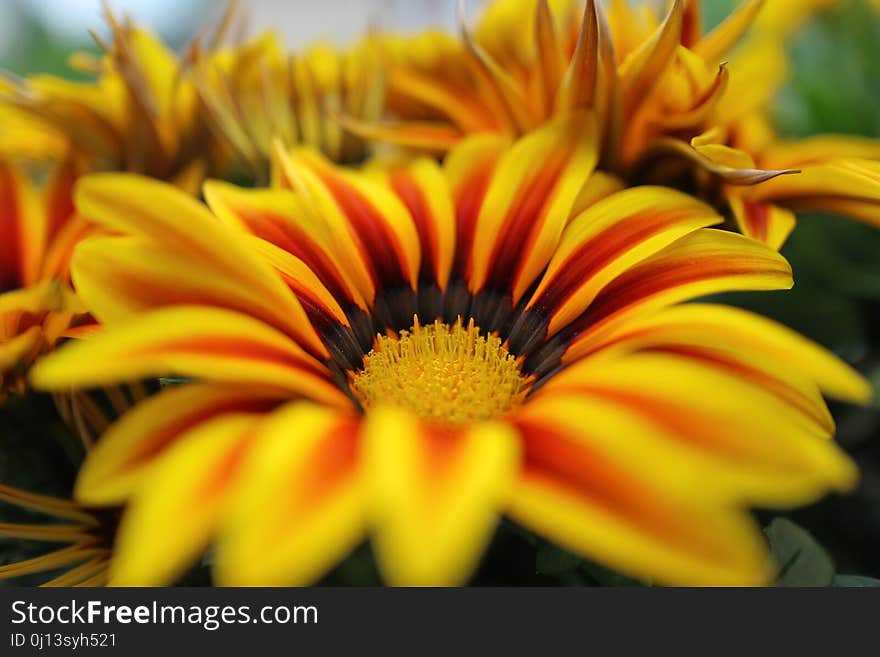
765, 518, 835, 586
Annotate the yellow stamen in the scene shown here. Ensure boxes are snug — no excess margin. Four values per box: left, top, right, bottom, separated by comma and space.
351, 317, 529, 425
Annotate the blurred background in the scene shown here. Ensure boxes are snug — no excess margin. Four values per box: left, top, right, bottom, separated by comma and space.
1, 0, 878, 584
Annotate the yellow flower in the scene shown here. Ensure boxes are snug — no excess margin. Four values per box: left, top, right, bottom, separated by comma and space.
352, 0, 880, 248
31, 117, 870, 586
188, 33, 384, 179
0, 158, 91, 400
0, 8, 211, 193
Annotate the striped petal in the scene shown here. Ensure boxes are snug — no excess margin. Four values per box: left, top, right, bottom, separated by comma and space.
537, 352, 858, 507
74, 173, 326, 356
744, 159, 880, 228
71, 235, 335, 343
0, 159, 42, 290
109, 413, 263, 585
216, 403, 363, 585
273, 146, 421, 298
543, 229, 793, 368
469, 110, 599, 302
729, 197, 796, 250
444, 133, 509, 282
202, 180, 369, 312
508, 396, 772, 586
364, 406, 519, 585
29, 305, 349, 408
518, 187, 722, 347
385, 158, 456, 293
605, 303, 872, 404
76, 383, 288, 505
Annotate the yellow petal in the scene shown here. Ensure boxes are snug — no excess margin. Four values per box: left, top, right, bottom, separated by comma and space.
728, 197, 796, 250
558, 229, 793, 362
202, 179, 369, 311
71, 235, 334, 338
469, 110, 599, 301
387, 159, 457, 292
693, 0, 765, 64
30, 305, 348, 408
528, 186, 722, 337
509, 403, 772, 586
364, 406, 520, 585
609, 303, 872, 404
619, 0, 683, 118
216, 403, 364, 585
74, 173, 326, 356
76, 383, 287, 505
540, 351, 858, 506
109, 413, 262, 586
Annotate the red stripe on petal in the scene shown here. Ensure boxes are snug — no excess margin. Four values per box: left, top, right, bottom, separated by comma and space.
233, 207, 355, 306
647, 344, 833, 433
294, 417, 361, 513
534, 209, 708, 316
124, 395, 280, 471
452, 163, 494, 280
517, 420, 705, 548
484, 149, 569, 290
0, 163, 24, 291
318, 173, 411, 290
391, 171, 441, 285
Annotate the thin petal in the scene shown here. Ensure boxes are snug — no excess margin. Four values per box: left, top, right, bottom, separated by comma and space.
693, 0, 765, 64
618, 0, 683, 118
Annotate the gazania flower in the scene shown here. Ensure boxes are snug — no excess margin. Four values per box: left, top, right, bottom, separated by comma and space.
0, 158, 91, 401
188, 32, 384, 179
0, 483, 116, 586
32, 117, 870, 586
0, 7, 214, 193
350, 0, 880, 247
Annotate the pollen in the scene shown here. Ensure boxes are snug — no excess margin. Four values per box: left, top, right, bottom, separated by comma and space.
351, 317, 529, 425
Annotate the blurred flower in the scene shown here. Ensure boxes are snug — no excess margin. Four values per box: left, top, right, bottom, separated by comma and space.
31, 117, 870, 586
0, 157, 91, 401
0, 483, 116, 586
350, 0, 880, 248
0, 7, 213, 193
188, 32, 384, 180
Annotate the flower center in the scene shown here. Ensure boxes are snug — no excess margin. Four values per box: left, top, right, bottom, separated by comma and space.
351, 318, 529, 424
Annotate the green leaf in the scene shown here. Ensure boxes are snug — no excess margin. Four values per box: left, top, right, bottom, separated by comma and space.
764, 518, 835, 586
832, 575, 880, 587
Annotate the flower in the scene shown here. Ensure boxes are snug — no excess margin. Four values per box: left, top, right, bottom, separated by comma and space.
31, 116, 870, 586
188, 33, 384, 179
0, 158, 91, 401
0, 7, 214, 192
0, 483, 116, 586
349, 0, 880, 247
